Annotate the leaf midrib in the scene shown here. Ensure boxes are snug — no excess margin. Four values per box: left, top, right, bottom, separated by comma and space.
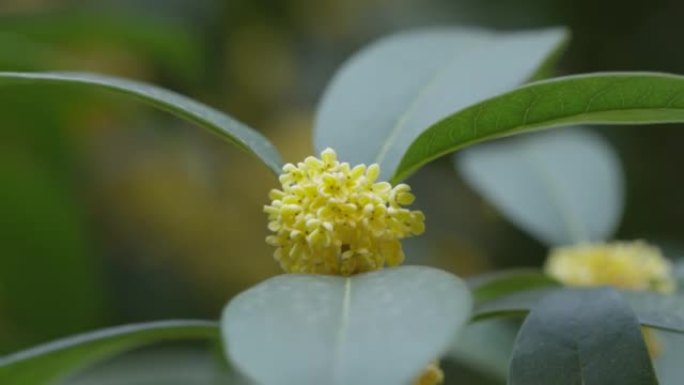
373, 35, 496, 166
332, 278, 353, 385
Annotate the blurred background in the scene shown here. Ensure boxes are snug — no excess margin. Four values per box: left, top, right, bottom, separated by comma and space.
1, 0, 683, 383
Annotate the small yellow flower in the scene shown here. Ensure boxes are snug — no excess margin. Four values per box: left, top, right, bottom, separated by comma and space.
264, 148, 425, 275
413, 362, 444, 385
544, 240, 676, 294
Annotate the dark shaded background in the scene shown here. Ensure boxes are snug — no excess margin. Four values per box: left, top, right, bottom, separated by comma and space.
1, 0, 683, 383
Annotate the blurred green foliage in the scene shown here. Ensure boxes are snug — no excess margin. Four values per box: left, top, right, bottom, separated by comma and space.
0, 87, 107, 351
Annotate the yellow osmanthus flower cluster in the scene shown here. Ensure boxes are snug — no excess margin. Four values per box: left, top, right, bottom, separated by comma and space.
544, 240, 676, 294
264, 148, 425, 275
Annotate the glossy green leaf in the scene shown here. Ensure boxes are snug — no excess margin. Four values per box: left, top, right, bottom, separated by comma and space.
456, 128, 624, 246
473, 285, 684, 335
467, 269, 559, 304
509, 288, 658, 385
0, 71, 283, 174
394, 72, 684, 182
0, 320, 219, 385
472, 288, 551, 321
314, 28, 568, 180
222, 266, 471, 385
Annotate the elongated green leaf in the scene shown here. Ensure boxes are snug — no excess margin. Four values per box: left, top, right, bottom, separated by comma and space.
0, 71, 283, 174
472, 288, 552, 321
457, 128, 624, 246
314, 28, 568, 180
0, 320, 219, 385
394, 72, 684, 182
473, 285, 684, 335
467, 269, 559, 304
508, 288, 657, 385
222, 266, 471, 385
65, 348, 243, 385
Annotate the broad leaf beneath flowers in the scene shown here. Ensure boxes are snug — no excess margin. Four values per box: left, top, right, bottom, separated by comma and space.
222, 266, 471, 385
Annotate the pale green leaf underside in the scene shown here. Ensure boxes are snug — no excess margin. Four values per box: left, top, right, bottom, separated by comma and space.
457, 128, 624, 246
314, 27, 568, 180
0, 71, 283, 174
0, 320, 219, 385
394, 72, 684, 182
222, 266, 471, 385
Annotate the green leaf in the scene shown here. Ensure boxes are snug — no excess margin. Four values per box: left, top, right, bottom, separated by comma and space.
623, 291, 684, 334
473, 285, 684, 335
314, 28, 568, 180
675, 259, 684, 289
508, 288, 658, 385
652, 330, 684, 385
0, 71, 283, 174
468, 269, 559, 304
64, 347, 243, 385
456, 128, 624, 246
394, 72, 684, 183
222, 266, 471, 385
0, 320, 218, 385
472, 288, 552, 321
448, 319, 518, 382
